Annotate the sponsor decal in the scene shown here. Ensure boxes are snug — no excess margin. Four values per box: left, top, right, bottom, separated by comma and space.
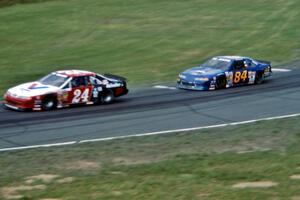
28, 83, 49, 90
92, 88, 99, 98
225, 72, 233, 87
248, 71, 256, 84
58, 91, 68, 101
209, 85, 215, 90
106, 83, 121, 88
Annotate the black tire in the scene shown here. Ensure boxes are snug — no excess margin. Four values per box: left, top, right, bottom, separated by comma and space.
215, 76, 227, 89
42, 97, 57, 111
255, 72, 264, 84
100, 89, 114, 104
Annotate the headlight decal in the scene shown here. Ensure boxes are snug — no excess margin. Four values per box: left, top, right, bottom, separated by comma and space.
179, 74, 186, 79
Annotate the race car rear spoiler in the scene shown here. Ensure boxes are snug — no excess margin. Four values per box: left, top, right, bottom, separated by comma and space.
255, 59, 271, 65
104, 73, 127, 81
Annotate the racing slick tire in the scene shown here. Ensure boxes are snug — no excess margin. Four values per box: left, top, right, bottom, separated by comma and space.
42, 96, 57, 111
215, 76, 227, 89
100, 89, 114, 104
255, 72, 264, 84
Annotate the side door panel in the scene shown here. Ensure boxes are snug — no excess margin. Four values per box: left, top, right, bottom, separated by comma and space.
67, 76, 93, 104
231, 60, 249, 85
69, 86, 92, 104
233, 70, 248, 85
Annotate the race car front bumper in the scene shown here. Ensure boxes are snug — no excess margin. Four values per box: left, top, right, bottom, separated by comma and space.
3, 94, 35, 111
176, 80, 212, 91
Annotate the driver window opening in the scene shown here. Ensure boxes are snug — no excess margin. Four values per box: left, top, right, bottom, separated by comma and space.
233, 60, 245, 70
71, 76, 88, 87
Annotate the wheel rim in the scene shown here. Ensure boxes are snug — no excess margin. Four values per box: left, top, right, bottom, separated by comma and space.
45, 101, 54, 108
217, 78, 226, 89
256, 74, 264, 84
103, 95, 112, 103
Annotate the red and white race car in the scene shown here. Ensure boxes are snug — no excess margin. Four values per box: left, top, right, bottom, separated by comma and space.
3, 70, 128, 111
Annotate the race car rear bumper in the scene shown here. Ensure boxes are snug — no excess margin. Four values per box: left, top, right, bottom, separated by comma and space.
114, 86, 129, 97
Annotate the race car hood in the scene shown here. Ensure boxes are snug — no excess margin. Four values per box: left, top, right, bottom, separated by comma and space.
181, 67, 223, 79
7, 82, 60, 98
184, 66, 223, 75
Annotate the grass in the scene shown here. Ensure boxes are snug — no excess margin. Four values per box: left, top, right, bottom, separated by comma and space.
1, 117, 300, 199
0, 0, 56, 8
1, 0, 300, 95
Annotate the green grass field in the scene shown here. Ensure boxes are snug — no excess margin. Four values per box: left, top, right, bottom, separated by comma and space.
1, 117, 300, 199
1, 0, 300, 94
1, 1, 300, 199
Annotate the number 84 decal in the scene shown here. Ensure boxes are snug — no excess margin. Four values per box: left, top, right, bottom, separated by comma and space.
233, 70, 248, 84
72, 89, 90, 103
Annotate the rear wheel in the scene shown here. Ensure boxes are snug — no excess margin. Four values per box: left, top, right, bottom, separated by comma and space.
215, 77, 227, 89
42, 97, 57, 111
100, 89, 114, 104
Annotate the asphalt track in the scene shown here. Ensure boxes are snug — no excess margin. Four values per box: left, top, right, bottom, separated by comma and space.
0, 70, 300, 150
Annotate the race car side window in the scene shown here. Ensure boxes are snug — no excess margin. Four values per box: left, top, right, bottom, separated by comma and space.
96, 74, 105, 81
71, 76, 88, 88
62, 81, 71, 89
232, 60, 245, 70
247, 60, 256, 68
243, 59, 254, 68
90, 76, 102, 85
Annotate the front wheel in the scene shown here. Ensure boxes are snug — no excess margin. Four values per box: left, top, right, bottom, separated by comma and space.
42, 97, 57, 111
215, 77, 227, 89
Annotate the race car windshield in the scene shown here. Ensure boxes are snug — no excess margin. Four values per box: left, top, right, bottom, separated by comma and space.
202, 58, 231, 70
38, 74, 69, 87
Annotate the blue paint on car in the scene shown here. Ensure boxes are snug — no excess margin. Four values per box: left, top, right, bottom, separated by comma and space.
177, 56, 272, 90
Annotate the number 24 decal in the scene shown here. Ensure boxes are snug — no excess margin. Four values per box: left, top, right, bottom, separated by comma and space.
234, 70, 248, 83
72, 89, 89, 103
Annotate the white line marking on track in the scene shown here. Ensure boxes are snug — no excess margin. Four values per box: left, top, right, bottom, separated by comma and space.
153, 85, 177, 90
0, 141, 76, 152
272, 68, 291, 72
1, 113, 300, 152
79, 113, 300, 143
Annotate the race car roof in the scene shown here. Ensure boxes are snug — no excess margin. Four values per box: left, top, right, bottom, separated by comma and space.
55, 70, 96, 77
217, 55, 250, 61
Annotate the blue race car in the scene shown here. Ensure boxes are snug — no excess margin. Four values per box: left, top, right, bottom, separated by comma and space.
177, 56, 272, 90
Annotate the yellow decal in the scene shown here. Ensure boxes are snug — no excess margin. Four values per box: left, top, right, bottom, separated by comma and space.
234, 70, 248, 84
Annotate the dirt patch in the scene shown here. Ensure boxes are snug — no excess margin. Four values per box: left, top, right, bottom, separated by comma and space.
237, 148, 270, 154
111, 191, 123, 196
25, 174, 59, 184
2, 194, 23, 199
290, 175, 300, 180
90, 192, 103, 198
1, 185, 46, 199
111, 171, 126, 175
40, 199, 62, 200
232, 181, 278, 188
56, 177, 74, 184
179, 174, 195, 179
291, 196, 300, 200
197, 193, 210, 198
65, 160, 100, 170
113, 157, 160, 165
